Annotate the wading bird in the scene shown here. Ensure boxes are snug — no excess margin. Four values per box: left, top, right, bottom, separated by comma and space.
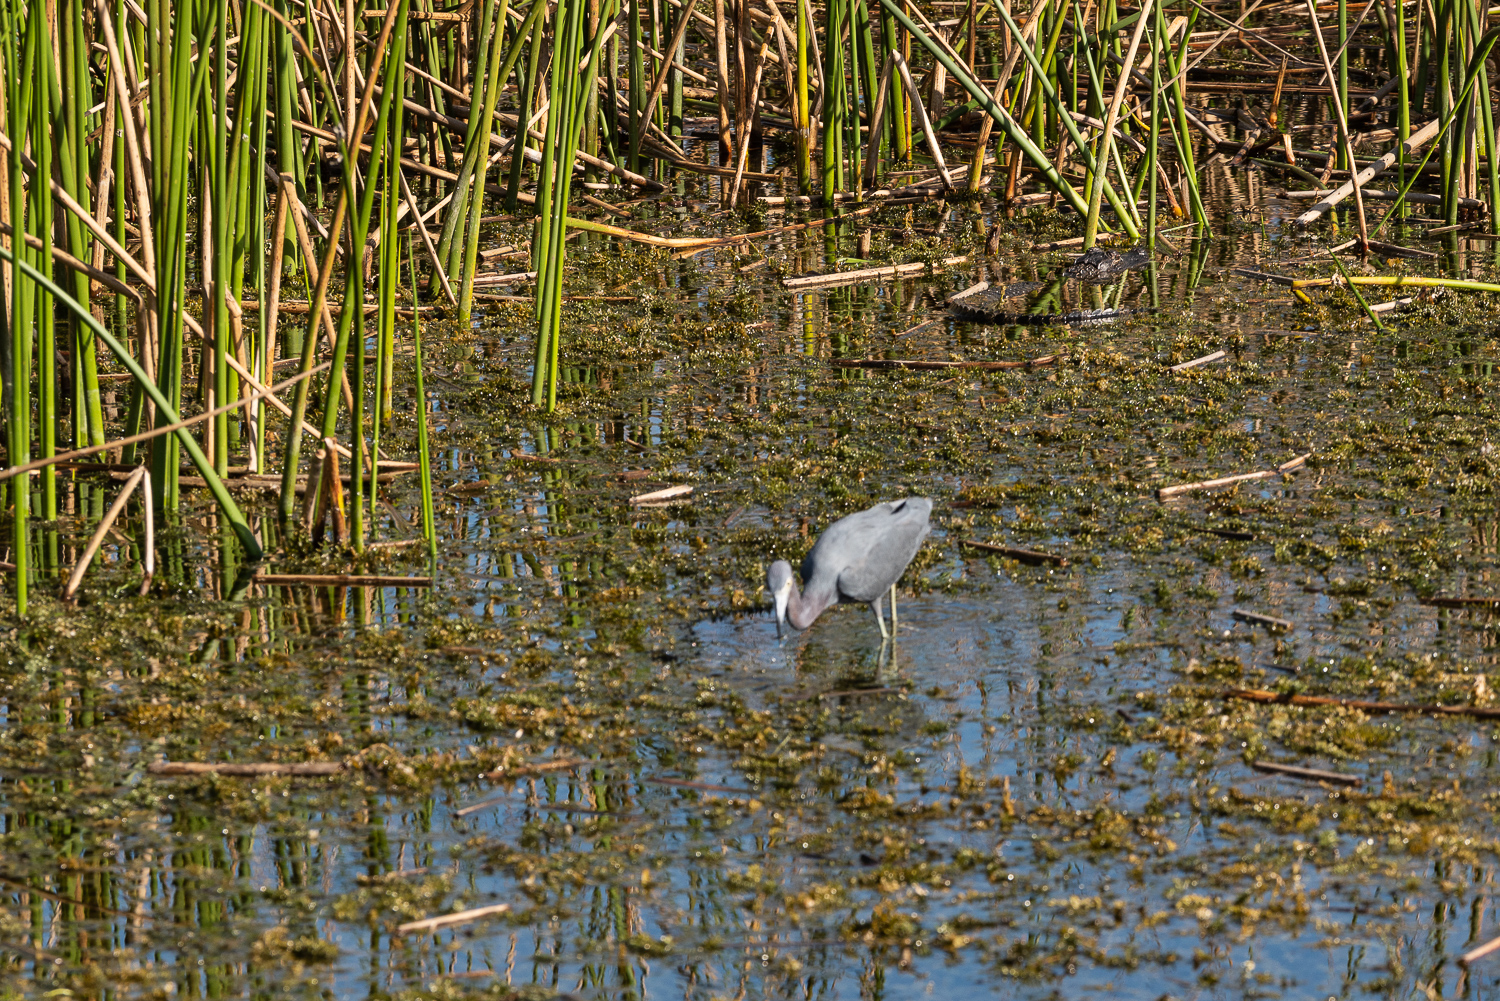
767, 498, 931, 639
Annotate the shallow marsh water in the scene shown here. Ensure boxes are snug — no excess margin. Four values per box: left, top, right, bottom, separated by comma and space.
4, 191, 1500, 1001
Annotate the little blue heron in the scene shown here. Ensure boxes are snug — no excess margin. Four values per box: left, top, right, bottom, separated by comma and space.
767, 497, 932, 638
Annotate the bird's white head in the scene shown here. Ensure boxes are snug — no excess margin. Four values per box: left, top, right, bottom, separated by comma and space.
766, 560, 796, 632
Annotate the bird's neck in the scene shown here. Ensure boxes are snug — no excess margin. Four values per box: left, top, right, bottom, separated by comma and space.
787, 581, 835, 630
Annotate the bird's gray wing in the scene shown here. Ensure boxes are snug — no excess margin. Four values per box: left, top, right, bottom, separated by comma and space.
802, 498, 931, 605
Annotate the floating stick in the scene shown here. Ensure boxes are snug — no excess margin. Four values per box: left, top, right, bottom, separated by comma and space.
1250, 761, 1362, 786
397, 904, 511, 935
963, 540, 1069, 566
1225, 688, 1500, 721
1156, 453, 1310, 500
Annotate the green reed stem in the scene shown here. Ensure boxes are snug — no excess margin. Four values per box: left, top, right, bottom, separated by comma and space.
881, 0, 1098, 219
3, 0, 29, 612
507, 1, 549, 210
409, 243, 437, 562
0, 243, 261, 559
797, 0, 812, 189
460, 0, 508, 326
533, 0, 610, 408
31, 13, 56, 525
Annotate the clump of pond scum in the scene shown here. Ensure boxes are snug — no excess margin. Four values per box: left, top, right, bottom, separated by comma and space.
6, 208, 1500, 999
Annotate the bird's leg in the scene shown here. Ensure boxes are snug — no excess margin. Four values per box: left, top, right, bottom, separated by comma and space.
871, 595, 889, 639
889, 583, 898, 634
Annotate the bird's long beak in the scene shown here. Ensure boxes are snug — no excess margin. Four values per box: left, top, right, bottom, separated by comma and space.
773, 584, 790, 639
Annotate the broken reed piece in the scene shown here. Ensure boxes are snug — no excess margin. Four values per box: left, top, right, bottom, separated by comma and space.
782, 256, 969, 290
669, 204, 882, 259
452, 794, 507, 818
148, 761, 344, 776
1292, 116, 1445, 225
1028, 236, 1088, 252
1257, 662, 1301, 675
1461, 933, 1500, 967
643, 777, 749, 793
239, 299, 443, 315
469, 270, 537, 287
1169, 349, 1227, 373
963, 539, 1069, 566
1232, 609, 1294, 631
1231, 267, 1298, 286
1329, 238, 1438, 261
831, 353, 1064, 372
254, 573, 435, 587
396, 904, 511, 936
893, 318, 943, 338
536, 802, 622, 815
1282, 188, 1485, 209
816, 686, 907, 700
1420, 596, 1500, 610
946, 281, 989, 303
482, 758, 588, 782
629, 484, 693, 504
62, 465, 147, 602
1368, 295, 1423, 316
572, 204, 877, 256
1156, 452, 1311, 500
305, 438, 348, 546
1224, 687, 1500, 721
1250, 760, 1362, 786
1203, 528, 1255, 541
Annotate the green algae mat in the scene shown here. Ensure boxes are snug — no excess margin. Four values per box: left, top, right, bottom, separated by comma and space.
3, 208, 1500, 1001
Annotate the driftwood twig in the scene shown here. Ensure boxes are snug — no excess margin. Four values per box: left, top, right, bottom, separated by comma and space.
782, 256, 968, 290
482, 758, 589, 781
1232, 609, 1293, 631
254, 573, 434, 587
1224, 688, 1500, 721
149, 761, 344, 776
832, 353, 1064, 372
963, 539, 1069, 566
1250, 760, 1361, 786
643, 776, 749, 793
1169, 349, 1226, 372
397, 904, 511, 935
1462, 933, 1500, 966
630, 484, 693, 504
1157, 453, 1310, 500
1421, 596, 1500, 609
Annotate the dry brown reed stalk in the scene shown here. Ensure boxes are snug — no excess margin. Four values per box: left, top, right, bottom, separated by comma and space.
831, 353, 1065, 371
729, 35, 771, 206
149, 761, 346, 775
62, 465, 146, 602
1157, 453, 1311, 499
0, 363, 331, 483
308, 439, 349, 546
1249, 761, 1362, 785
962, 540, 1069, 565
1295, 117, 1443, 223
1226, 688, 1500, 721
784, 256, 968, 289
1302, 0, 1369, 246
892, 50, 953, 188
253, 573, 435, 586
396, 904, 511, 934
1168, 349, 1226, 371
1232, 609, 1294, 630
634, 0, 702, 155
482, 757, 590, 780
1462, 935, 1500, 967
